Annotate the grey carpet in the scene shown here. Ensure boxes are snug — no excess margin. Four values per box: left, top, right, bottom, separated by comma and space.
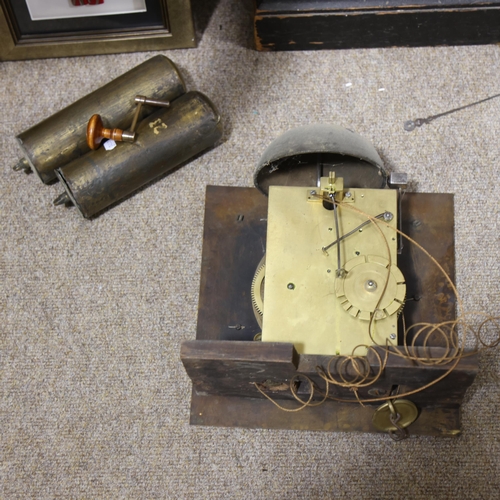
1, 1, 499, 498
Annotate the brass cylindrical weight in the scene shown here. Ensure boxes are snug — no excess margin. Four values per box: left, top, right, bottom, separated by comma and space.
16, 55, 186, 184
55, 91, 222, 219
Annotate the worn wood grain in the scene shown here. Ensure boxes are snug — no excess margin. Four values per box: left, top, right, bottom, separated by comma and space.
181, 340, 299, 397
190, 393, 464, 436
183, 339, 478, 406
255, 1, 500, 50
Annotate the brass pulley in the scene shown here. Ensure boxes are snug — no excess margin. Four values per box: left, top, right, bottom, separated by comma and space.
372, 399, 419, 440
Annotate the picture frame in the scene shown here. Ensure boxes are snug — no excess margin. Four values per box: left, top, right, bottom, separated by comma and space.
0, 0, 195, 61
25, 1, 148, 21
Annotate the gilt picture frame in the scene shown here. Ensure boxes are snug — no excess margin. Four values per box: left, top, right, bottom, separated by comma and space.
0, 0, 195, 61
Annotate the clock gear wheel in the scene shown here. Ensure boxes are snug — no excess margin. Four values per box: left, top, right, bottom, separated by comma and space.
335, 255, 406, 321
251, 255, 266, 328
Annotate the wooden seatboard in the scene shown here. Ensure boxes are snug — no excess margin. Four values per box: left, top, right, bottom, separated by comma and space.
186, 186, 476, 436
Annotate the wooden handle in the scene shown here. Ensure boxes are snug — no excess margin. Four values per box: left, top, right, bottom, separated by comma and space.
87, 114, 126, 150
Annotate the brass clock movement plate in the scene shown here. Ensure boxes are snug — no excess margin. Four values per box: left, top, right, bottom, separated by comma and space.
261, 184, 403, 355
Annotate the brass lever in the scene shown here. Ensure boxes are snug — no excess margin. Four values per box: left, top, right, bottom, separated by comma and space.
129, 95, 170, 133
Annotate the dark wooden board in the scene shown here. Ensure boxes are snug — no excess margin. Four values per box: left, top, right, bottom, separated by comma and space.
190, 394, 463, 436
196, 186, 267, 342
181, 340, 299, 398
398, 193, 456, 345
254, 0, 500, 50
182, 340, 478, 406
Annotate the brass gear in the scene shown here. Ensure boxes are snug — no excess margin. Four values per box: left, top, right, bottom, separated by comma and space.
251, 255, 266, 328
336, 255, 406, 321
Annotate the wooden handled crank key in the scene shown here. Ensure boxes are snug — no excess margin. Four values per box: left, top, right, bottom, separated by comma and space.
86, 95, 171, 150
